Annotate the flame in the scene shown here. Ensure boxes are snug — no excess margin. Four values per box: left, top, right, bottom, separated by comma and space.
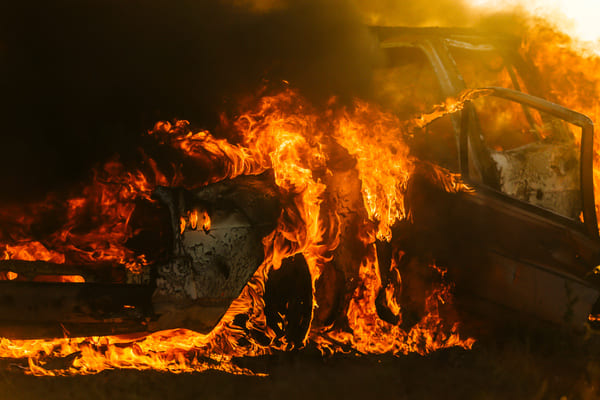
333, 91, 481, 241
181, 209, 212, 234
513, 23, 600, 226
0, 161, 163, 275
0, 88, 478, 375
312, 253, 473, 356
5, 271, 17, 281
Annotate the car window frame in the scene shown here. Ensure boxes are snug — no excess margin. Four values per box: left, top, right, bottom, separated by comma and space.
459, 87, 598, 237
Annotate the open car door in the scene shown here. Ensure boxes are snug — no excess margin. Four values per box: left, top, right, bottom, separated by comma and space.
408, 87, 600, 328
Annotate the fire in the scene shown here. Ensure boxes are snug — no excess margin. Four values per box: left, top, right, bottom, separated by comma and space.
0, 86, 478, 375
516, 23, 600, 224
333, 90, 483, 241
0, 161, 160, 275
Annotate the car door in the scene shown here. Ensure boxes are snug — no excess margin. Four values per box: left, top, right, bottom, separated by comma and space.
442, 87, 600, 327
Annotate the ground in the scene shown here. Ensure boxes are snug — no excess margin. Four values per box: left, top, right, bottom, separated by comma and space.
1, 319, 599, 400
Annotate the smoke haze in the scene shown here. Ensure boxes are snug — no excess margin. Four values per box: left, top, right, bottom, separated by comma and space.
0, 0, 533, 200
0, 0, 379, 200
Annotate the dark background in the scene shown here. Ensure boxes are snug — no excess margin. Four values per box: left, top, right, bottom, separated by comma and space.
0, 0, 380, 202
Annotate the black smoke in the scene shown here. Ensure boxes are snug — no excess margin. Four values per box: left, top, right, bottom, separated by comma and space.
0, 0, 380, 201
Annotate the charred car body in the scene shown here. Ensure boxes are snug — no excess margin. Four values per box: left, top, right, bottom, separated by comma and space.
0, 27, 599, 341
370, 27, 600, 328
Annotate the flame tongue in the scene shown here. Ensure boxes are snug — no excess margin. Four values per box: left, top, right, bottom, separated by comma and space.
0, 161, 158, 273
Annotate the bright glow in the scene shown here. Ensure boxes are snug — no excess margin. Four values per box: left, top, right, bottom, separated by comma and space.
471, 0, 600, 42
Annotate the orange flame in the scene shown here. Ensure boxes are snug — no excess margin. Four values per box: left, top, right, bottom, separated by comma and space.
180, 209, 211, 234
0, 87, 477, 375
0, 160, 164, 275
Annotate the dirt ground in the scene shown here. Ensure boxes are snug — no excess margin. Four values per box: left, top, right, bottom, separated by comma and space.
1, 319, 599, 400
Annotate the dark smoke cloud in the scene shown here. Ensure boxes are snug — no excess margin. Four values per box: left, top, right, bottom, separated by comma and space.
0, 0, 536, 202
0, 0, 381, 201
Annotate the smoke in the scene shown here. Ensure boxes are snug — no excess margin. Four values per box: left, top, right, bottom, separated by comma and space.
357, 0, 479, 27
0, 0, 379, 201
0, 0, 546, 201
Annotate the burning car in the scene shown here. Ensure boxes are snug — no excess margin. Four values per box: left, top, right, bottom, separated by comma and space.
0, 26, 598, 372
